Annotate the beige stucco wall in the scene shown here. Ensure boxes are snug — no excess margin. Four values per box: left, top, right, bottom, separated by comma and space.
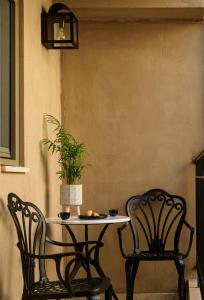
0, 0, 61, 299
61, 22, 204, 293
0, 2, 203, 298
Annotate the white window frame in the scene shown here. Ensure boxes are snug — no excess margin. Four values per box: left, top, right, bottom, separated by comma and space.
0, 0, 22, 166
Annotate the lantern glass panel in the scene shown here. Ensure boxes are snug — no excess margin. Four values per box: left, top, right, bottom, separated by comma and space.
53, 20, 71, 48
53, 20, 70, 41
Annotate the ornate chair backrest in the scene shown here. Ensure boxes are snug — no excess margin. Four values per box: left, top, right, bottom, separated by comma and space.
7, 193, 47, 290
126, 189, 186, 254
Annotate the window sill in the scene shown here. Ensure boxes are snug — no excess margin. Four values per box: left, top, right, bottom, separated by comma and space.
1, 166, 29, 173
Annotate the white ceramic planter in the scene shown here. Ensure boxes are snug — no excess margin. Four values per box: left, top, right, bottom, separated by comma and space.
60, 184, 82, 206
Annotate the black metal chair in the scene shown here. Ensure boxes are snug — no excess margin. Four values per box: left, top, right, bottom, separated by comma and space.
8, 193, 112, 300
117, 188, 194, 300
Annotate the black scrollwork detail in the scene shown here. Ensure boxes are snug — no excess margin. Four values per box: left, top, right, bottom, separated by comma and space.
16, 202, 22, 211
10, 198, 22, 212
129, 199, 140, 215
139, 198, 147, 207
23, 206, 31, 217
11, 200, 17, 211
175, 202, 183, 211
166, 198, 174, 207
157, 193, 166, 202
31, 212, 40, 223
147, 194, 157, 202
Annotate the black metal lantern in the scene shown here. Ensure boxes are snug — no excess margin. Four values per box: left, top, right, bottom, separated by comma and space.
41, 3, 79, 49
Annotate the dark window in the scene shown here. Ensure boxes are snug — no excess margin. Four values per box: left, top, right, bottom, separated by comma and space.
0, 0, 15, 159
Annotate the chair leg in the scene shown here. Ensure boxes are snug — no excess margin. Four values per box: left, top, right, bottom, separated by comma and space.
105, 286, 112, 300
125, 260, 139, 300
174, 259, 186, 300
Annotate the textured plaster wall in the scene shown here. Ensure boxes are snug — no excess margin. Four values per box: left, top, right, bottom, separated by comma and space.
61, 23, 204, 293
0, 1, 61, 299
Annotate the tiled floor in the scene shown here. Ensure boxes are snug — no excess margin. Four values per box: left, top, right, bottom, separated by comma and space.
118, 293, 178, 300
74, 290, 202, 300
188, 279, 202, 300
73, 293, 178, 300
189, 287, 201, 300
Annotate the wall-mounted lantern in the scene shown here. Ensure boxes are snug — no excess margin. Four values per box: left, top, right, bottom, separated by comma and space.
41, 3, 79, 49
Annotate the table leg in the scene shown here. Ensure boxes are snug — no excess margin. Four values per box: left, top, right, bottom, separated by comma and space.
85, 224, 89, 256
64, 224, 82, 279
64, 224, 77, 243
88, 224, 119, 300
64, 224, 119, 300
89, 224, 109, 277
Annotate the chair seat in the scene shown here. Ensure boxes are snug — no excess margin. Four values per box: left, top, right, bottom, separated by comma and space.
127, 251, 184, 261
28, 277, 111, 299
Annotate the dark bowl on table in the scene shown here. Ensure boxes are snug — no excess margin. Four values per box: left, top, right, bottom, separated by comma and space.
109, 209, 118, 217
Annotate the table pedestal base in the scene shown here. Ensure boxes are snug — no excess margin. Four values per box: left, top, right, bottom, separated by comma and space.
64, 224, 119, 300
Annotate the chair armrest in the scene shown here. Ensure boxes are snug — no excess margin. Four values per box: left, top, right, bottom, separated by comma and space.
182, 220, 195, 258
17, 243, 91, 294
24, 250, 91, 295
46, 236, 103, 249
117, 222, 130, 259
25, 251, 87, 261
24, 250, 90, 273
46, 237, 104, 266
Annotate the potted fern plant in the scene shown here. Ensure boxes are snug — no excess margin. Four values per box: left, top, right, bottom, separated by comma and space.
42, 114, 87, 214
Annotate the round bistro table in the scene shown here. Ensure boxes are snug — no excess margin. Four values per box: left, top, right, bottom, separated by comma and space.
46, 215, 130, 300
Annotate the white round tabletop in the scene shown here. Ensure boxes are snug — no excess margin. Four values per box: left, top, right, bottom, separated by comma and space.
46, 215, 130, 225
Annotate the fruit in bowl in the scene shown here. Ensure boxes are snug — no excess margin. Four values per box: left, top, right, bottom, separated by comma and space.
79, 210, 107, 220
84, 210, 99, 217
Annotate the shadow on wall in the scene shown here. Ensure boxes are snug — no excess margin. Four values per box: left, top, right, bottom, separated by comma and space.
0, 197, 14, 300
40, 115, 50, 217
